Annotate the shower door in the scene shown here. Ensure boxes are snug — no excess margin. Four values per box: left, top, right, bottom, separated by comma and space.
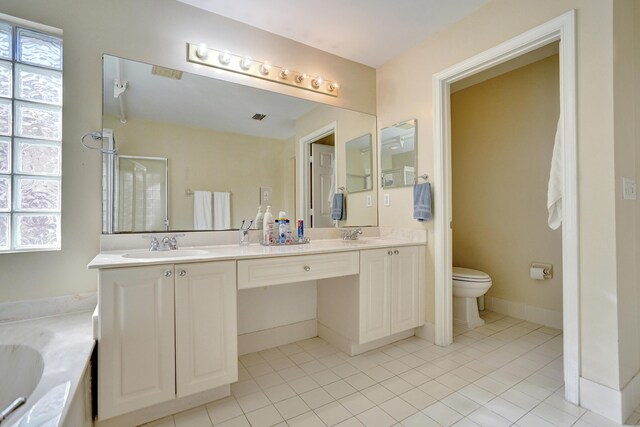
115, 156, 168, 232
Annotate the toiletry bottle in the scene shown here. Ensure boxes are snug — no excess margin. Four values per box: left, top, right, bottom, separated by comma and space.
279, 218, 287, 244
254, 206, 264, 230
263, 205, 274, 244
285, 219, 293, 243
297, 219, 304, 242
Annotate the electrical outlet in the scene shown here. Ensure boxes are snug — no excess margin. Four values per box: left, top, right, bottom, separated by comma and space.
623, 178, 637, 200
383, 193, 390, 206
366, 195, 372, 207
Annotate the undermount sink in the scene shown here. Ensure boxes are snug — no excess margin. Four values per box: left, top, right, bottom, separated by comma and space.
122, 249, 208, 259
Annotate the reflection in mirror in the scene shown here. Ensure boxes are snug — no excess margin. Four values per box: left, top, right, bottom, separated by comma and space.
102, 55, 378, 233
380, 119, 416, 188
345, 134, 372, 193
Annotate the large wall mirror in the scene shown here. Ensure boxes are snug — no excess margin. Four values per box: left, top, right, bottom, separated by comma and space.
380, 119, 416, 188
102, 55, 378, 233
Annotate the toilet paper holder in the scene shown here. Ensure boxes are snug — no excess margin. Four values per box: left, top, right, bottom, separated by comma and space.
530, 262, 553, 280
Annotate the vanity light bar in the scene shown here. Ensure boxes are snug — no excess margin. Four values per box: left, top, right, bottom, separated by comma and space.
186, 43, 339, 97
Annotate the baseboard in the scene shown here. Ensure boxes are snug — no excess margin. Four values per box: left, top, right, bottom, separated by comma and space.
318, 322, 414, 356
485, 296, 562, 329
238, 319, 317, 355
96, 385, 229, 427
623, 370, 640, 423
414, 322, 435, 343
0, 292, 97, 323
579, 372, 640, 424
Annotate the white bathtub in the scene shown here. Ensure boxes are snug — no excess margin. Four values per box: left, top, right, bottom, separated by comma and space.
0, 312, 94, 427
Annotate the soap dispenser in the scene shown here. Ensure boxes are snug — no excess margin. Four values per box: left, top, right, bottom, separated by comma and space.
254, 206, 264, 230
262, 205, 274, 244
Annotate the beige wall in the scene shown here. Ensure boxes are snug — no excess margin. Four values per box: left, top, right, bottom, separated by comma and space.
0, 0, 375, 303
377, 0, 629, 390
104, 115, 294, 230
451, 55, 562, 312
295, 105, 378, 227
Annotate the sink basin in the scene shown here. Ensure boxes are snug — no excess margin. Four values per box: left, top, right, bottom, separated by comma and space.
340, 239, 371, 244
122, 249, 208, 259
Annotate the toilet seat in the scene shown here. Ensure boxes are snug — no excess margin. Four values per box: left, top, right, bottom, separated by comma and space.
452, 267, 491, 283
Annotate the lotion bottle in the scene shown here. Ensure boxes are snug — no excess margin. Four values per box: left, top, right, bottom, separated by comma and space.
254, 206, 264, 230
262, 205, 274, 244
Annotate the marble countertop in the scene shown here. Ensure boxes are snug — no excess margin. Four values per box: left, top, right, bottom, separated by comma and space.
0, 311, 94, 426
88, 235, 427, 269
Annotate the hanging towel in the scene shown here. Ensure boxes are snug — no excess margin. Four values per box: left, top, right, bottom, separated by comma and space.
413, 182, 432, 221
213, 191, 231, 230
547, 117, 563, 230
193, 190, 212, 230
331, 193, 346, 221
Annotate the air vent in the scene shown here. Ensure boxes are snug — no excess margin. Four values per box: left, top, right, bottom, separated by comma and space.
151, 65, 183, 80
252, 113, 267, 121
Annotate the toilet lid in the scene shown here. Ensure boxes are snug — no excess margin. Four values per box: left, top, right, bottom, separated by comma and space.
452, 267, 491, 282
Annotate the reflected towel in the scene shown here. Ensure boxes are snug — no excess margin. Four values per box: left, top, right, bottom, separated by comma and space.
214, 191, 231, 230
413, 182, 432, 221
331, 193, 346, 221
547, 117, 562, 230
193, 190, 212, 230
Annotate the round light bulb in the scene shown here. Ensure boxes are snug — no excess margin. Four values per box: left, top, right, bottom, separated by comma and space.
240, 56, 252, 70
195, 43, 208, 59
279, 69, 290, 79
259, 62, 271, 76
295, 73, 306, 84
328, 82, 339, 92
218, 50, 231, 65
311, 75, 324, 89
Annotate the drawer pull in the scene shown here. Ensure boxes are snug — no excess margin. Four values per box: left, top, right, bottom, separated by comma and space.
388, 250, 393, 256
304, 265, 311, 272
394, 250, 399, 255
178, 270, 187, 277
164, 270, 172, 277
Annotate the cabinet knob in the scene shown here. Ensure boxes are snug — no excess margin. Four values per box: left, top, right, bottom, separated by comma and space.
394, 250, 399, 255
164, 270, 172, 277
179, 270, 186, 277
304, 265, 311, 272
388, 250, 393, 256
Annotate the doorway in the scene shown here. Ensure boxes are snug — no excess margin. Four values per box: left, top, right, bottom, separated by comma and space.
432, 11, 579, 404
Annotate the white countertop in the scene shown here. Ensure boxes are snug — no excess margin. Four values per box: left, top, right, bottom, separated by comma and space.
88, 236, 426, 269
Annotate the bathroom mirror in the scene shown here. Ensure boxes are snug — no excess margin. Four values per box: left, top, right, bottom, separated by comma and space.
345, 134, 373, 193
380, 119, 416, 188
102, 55, 377, 233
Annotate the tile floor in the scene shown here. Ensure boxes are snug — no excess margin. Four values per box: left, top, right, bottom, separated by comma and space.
142, 312, 640, 427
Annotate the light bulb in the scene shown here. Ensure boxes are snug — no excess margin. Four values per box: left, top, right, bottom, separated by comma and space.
311, 75, 324, 89
279, 69, 290, 79
218, 50, 231, 65
259, 62, 271, 76
195, 43, 208, 59
295, 73, 306, 84
240, 56, 252, 70
328, 82, 339, 92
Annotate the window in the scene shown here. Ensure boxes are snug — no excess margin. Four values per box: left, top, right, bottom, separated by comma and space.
0, 21, 62, 252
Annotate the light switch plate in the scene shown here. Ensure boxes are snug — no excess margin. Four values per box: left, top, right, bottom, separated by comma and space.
260, 186, 273, 205
383, 193, 390, 206
623, 178, 637, 200
366, 195, 372, 207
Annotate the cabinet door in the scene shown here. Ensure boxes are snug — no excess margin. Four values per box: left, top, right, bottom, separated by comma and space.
175, 261, 238, 398
98, 265, 175, 420
391, 246, 421, 334
359, 248, 392, 344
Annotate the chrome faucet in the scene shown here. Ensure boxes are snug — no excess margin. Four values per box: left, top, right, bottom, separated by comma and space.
341, 228, 363, 240
147, 234, 184, 251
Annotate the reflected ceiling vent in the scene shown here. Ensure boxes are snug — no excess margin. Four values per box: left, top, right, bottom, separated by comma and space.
252, 113, 267, 121
151, 65, 183, 80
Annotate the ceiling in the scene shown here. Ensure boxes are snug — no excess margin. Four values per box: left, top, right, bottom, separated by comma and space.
177, 0, 491, 67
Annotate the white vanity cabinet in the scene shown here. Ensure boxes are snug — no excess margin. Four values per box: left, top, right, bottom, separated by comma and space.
317, 245, 425, 355
97, 261, 237, 420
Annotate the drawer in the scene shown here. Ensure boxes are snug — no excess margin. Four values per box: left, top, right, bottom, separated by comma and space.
238, 251, 359, 289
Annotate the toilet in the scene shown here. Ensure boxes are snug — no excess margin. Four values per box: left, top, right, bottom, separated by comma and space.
452, 267, 492, 329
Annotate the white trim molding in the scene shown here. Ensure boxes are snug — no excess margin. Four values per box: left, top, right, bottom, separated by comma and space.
484, 297, 563, 330
580, 372, 640, 424
432, 10, 579, 404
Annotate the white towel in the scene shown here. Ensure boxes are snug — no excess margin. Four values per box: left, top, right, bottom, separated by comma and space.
547, 117, 562, 230
214, 191, 231, 230
193, 190, 212, 230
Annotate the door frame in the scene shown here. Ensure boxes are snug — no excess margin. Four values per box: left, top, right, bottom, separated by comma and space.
432, 10, 579, 403
297, 122, 337, 226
